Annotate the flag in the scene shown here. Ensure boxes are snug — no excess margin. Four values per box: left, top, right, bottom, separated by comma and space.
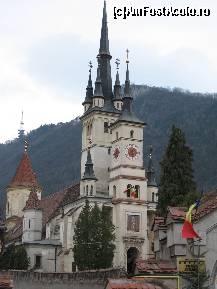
182, 201, 200, 239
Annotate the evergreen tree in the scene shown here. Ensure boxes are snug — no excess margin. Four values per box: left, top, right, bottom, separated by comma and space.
100, 206, 115, 269
182, 270, 209, 289
157, 125, 198, 216
73, 201, 115, 270
73, 200, 92, 270
89, 203, 103, 269
0, 244, 29, 270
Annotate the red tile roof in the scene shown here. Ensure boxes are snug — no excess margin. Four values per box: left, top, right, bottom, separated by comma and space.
9, 152, 40, 188
6, 183, 79, 243
107, 278, 163, 289
23, 188, 41, 210
167, 206, 186, 221
194, 189, 217, 221
136, 259, 177, 274
0, 275, 13, 288
151, 217, 165, 231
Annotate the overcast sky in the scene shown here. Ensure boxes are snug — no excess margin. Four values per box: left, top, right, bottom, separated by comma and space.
0, 0, 216, 143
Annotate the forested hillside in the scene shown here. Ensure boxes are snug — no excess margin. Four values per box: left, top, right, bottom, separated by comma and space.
0, 86, 216, 206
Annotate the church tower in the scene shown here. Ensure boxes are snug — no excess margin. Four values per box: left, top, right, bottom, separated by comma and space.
79, 1, 152, 270
109, 54, 148, 269
80, 1, 121, 195
6, 141, 41, 219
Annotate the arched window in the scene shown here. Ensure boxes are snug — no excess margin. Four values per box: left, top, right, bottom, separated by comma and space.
104, 122, 109, 133
152, 192, 155, 202
83, 186, 85, 195
90, 185, 93, 196
108, 148, 111, 155
113, 185, 116, 198
135, 185, 140, 199
86, 185, 89, 196
116, 131, 119, 140
29, 219, 31, 229
130, 130, 134, 138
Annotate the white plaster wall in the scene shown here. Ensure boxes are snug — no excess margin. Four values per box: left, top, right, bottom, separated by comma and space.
25, 245, 61, 272
6, 187, 41, 218
113, 202, 148, 268
22, 209, 42, 242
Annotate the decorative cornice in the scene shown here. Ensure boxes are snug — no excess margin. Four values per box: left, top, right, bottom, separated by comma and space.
109, 175, 147, 182
109, 164, 144, 172
112, 198, 146, 205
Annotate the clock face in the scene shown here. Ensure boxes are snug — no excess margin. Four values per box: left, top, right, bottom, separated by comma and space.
113, 146, 120, 161
125, 144, 140, 160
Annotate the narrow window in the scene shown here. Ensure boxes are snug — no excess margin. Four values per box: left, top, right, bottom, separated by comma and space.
152, 192, 155, 202
90, 185, 93, 196
116, 131, 119, 140
86, 185, 89, 196
117, 103, 119, 109
29, 219, 31, 229
35, 255, 41, 269
127, 184, 131, 198
113, 186, 116, 198
108, 148, 111, 155
130, 130, 134, 138
104, 122, 109, 133
83, 186, 85, 195
135, 185, 140, 198
97, 99, 99, 107
7, 202, 9, 214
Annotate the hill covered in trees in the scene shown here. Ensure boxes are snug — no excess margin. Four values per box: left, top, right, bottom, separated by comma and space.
0, 86, 217, 208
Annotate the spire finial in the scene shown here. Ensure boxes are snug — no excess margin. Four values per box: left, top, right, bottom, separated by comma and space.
126, 49, 130, 64
149, 145, 153, 158
88, 61, 93, 75
24, 140, 28, 152
18, 111, 25, 139
115, 58, 120, 71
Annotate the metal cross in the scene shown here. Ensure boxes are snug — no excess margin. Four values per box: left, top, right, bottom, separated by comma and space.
24, 140, 28, 152
115, 58, 120, 70
88, 61, 93, 73
126, 49, 130, 63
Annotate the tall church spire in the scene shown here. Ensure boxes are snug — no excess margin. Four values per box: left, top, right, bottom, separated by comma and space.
98, 1, 113, 100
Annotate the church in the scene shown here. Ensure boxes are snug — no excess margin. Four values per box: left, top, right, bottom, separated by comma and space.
4, 1, 158, 273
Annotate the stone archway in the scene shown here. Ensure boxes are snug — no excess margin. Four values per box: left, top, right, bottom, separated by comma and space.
127, 247, 139, 274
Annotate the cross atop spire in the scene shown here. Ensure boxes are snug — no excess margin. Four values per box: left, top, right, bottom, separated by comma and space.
18, 111, 25, 139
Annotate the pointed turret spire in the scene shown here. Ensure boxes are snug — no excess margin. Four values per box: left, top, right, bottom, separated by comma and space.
98, 1, 113, 100
147, 146, 157, 187
8, 141, 40, 189
18, 111, 25, 139
113, 59, 122, 100
99, 1, 110, 55
83, 61, 93, 106
117, 50, 145, 124
94, 57, 104, 98
82, 146, 97, 181
23, 187, 41, 210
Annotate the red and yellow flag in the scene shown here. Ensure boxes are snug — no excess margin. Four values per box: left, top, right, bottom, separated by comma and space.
182, 202, 200, 239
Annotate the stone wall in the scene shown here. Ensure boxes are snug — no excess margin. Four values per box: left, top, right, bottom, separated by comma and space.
0, 268, 125, 289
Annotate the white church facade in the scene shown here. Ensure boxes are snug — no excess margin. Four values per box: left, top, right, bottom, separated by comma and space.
4, 1, 158, 273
